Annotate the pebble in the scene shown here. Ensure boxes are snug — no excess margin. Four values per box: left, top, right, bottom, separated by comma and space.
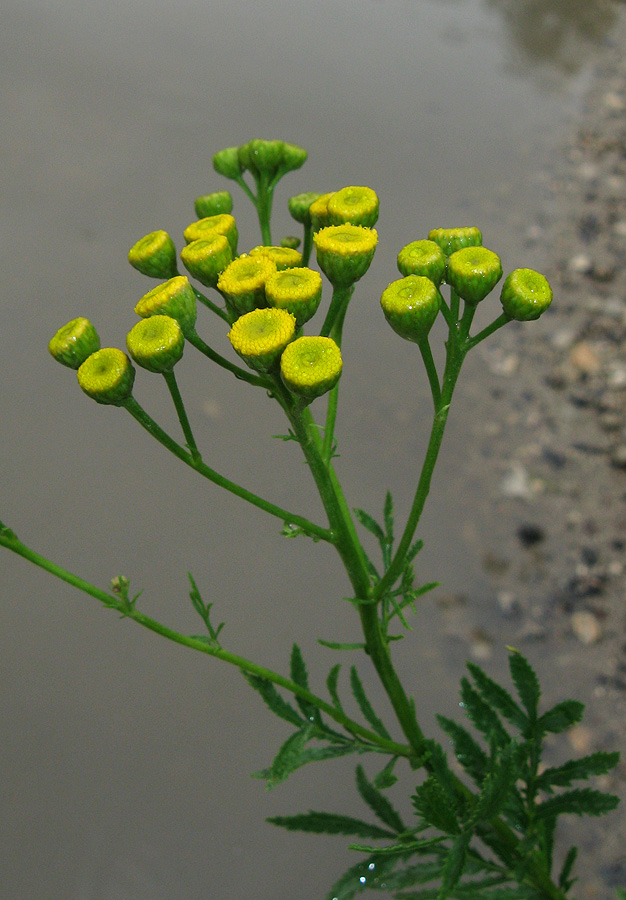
500, 462, 532, 499
571, 610, 602, 645
568, 253, 594, 274
569, 341, 602, 374
567, 724, 593, 754
610, 444, 626, 469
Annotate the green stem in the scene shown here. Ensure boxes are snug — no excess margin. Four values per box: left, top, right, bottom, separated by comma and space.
0, 527, 412, 760
321, 293, 350, 464
466, 312, 510, 350
162, 370, 200, 462
301, 222, 313, 267
122, 396, 333, 543
191, 287, 231, 323
319, 285, 354, 338
187, 328, 271, 389
255, 172, 273, 245
418, 339, 441, 411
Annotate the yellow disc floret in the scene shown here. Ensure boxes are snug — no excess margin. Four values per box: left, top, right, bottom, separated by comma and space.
180, 234, 233, 288
228, 308, 296, 372
249, 245, 303, 270
126, 315, 184, 373
77, 348, 135, 405
328, 186, 379, 228
280, 336, 342, 400
313, 224, 378, 287
309, 193, 335, 232
217, 255, 277, 316
48, 317, 100, 369
183, 214, 238, 255
128, 230, 178, 279
265, 267, 323, 327
134, 275, 197, 338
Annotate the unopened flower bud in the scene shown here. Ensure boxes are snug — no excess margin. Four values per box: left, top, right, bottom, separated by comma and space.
447, 246, 502, 305
280, 336, 342, 401
249, 245, 302, 270
314, 224, 378, 288
128, 230, 178, 279
217, 255, 277, 316
135, 275, 197, 338
500, 268, 553, 321
228, 308, 296, 373
289, 192, 322, 226
213, 146, 243, 180
180, 235, 233, 288
277, 142, 308, 175
381, 276, 442, 343
328, 186, 379, 228
428, 227, 483, 257
77, 348, 135, 405
397, 240, 446, 286
309, 193, 334, 232
183, 214, 238, 256
194, 191, 233, 219
281, 236, 301, 250
265, 267, 323, 327
126, 315, 184, 373
49, 317, 100, 369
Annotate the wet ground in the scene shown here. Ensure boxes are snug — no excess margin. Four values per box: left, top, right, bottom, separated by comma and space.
1, 1, 625, 898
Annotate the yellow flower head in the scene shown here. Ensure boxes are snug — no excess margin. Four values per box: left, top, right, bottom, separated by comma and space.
183, 214, 238, 256
128, 230, 178, 279
447, 246, 503, 305
313, 224, 378, 287
77, 348, 135, 405
381, 276, 442, 344
134, 275, 197, 338
126, 315, 185, 373
217, 255, 277, 316
249, 245, 303, 270
48, 317, 100, 369
428, 226, 483, 258
328, 186, 379, 228
309, 193, 335, 232
180, 235, 233, 289
228, 308, 296, 372
280, 336, 342, 401
265, 267, 323, 328
500, 269, 553, 321
397, 240, 446, 287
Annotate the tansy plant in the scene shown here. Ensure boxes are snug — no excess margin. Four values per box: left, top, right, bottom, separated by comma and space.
1, 138, 620, 900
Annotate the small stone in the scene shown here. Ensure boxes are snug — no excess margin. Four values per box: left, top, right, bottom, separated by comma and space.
610, 444, 626, 470
569, 341, 602, 374
501, 462, 532, 499
571, 610, 602, 645
469, 630, 493, 661
613, 220, 626, 237
577, 162, 598, 180
551, 328, 576, 350
568, 724, 593, 754
607, 363, 626, 388
497, 591, 520, 617
517, 523, 545, 547
568, 253, 593, 274
603, 91, 625, 111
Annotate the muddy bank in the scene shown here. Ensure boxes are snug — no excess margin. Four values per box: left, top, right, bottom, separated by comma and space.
451, 15, 626, 898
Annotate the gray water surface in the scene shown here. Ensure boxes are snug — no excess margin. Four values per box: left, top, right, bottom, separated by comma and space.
1, 1, 621, 897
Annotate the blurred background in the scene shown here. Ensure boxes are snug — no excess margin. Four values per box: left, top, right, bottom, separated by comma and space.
1, 1, 623, 897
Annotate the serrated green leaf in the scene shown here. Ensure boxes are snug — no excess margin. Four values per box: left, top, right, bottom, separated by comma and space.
471, 743, 520, 823
267, 810, 396, 839
290, 643, 321, 723
558, 846, 578, 890
436, 715, 489, 785
262, 725, 313, 789
325, 853, 401, 900
383, 490, 394, 540
354, 507, 385, 542
535, 788, 620, 820
537, 700, 585, 735
467, 662, 528, 732
297, 741, 366, 767
350, 667, 391, 740
412, 777, 460, 835
438, 831, 471, 900
349, 836, 446, 856
326, 663, 343, 711
356, 764, 405, 833
508, 651, 541, 722
374, 756, 399, 790
242, 673, 304, 727
536, 751, 620, 791
406, 539, 424, 564
460, 679, 510, 749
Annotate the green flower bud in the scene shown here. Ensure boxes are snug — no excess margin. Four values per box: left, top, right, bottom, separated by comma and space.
277, 142, 308, 175
128, 230, 178, 279
180, 235, 233, 289
381, 276, 442, 343
228, 307, 296, 373
288, 192, 322, 226
309, 193, 334, 232
313, 224, 378, 288
249, 245, 302, 270
238, 139, 285, 177
194, 191, 233, 219
447, 246, 503, 305
183, 214, 238, 256
217, 255, 277, 316
428, 227, 483, 257
49, 317, 100, 369
77, 348, 135, 405
397, 240, 447, 286
213, 146, 243, 180
126, 315, 184, 373
328, 186, 379, 228
265, 267, 323, 327
280, 336, 342, 401
135, 275, 197, 338
281, 235, 301, 250
500, 268, 553, 321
